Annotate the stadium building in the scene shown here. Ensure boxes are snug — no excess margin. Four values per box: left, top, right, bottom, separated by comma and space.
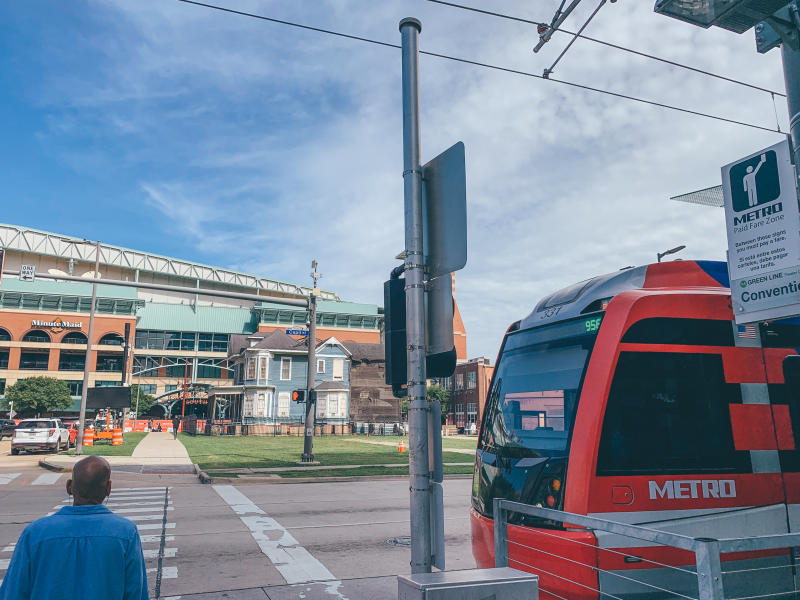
0, 223, 386, 417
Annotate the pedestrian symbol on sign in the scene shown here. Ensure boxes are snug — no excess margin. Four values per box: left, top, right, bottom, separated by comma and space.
729, 150, 781, 212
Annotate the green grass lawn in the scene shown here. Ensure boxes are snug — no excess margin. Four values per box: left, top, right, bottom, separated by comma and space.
441, 437, 479, 450
180, 434, 474, 470
67, 432, 148, 456
211, 464, 475, 479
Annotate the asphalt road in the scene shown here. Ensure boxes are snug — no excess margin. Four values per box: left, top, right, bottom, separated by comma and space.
0, 447, 477, 599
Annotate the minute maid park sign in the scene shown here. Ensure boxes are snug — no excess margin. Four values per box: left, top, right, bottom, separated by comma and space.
722, 139, 800, 323
31, 318, 83, 333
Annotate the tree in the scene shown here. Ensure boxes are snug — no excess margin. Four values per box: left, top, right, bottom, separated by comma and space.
130, 384, 157, 416
427, 384, 451, 425
5, 377, 72, 416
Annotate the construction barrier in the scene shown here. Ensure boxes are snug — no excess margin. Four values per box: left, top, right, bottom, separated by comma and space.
82, 429, 94, 447
398, 439, 406, 453
111, 428, 123, 446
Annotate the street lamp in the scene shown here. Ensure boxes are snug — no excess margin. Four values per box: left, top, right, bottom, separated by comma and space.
658, 244, 686, 262
654, 0, 790, 33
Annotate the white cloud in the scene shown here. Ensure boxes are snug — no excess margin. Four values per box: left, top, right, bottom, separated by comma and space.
28, 0, 790, 359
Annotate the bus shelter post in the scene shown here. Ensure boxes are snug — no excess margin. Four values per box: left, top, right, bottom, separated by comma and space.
694, 538, 724, 600
400, 16, 432, 574
493, 498, 509, 568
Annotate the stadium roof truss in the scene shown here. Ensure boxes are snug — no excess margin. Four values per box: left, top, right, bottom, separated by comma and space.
0, 223, 340, 301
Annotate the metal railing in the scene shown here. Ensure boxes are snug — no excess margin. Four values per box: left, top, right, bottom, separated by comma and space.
493, 498, 800, 600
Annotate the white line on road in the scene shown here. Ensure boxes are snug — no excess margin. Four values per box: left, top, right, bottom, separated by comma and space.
113, 487, 167, 492
212, 485, 339, 586
31, 473, 63, 486
107, 500, 172, 508
0, 559, 9, 570
0, 474, 20, 485
143, 547, 177, 559
138, 522, 175, 531
147, 566, 177, 579
113, 506, 174, 514
140, 535, 174, 544
2, 544, 15, 553
127, 514, 168, 521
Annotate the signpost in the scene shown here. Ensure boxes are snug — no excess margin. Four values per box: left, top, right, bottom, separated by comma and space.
19, 264, 35, 282
722, 140, 800, 322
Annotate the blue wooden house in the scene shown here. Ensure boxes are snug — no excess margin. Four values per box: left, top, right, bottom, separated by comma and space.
212, 330, 351, 425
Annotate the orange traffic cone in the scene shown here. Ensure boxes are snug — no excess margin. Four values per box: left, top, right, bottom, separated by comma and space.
111, 428, 123, 446
398, 439, 406, 453
83, 428, 94, 447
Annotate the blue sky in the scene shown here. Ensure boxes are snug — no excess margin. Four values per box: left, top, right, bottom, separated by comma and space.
0, 0, 790, 359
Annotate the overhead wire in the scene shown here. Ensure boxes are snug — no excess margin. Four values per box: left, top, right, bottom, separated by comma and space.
423, 0, 787, 98
174, 0, 782, 134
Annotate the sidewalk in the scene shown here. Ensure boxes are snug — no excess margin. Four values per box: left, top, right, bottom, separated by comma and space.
41, 432, 195, 473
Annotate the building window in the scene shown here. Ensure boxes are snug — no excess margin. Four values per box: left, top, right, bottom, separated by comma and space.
96, 354, 123, 372
0, 379, 5, 395
455, 373, 464, 390
61, 332, 88, 344
332, 359, 344, 381
281, 357, 292, 380
99, 333, 124, 346
198, 333, 229, 352
23, 330, 50, 343
19, 351, 49, 370
467, 403, 478, 414
466, 371, 477, 389
259, 357, 268, 380
95, 381, 118, 387
317, 359, 325, 374
247, 357, 257, 380
66, 380, 83, 396
165, 384, 178, 392
0, 328, 10, 342
58, 352, 85, 371
166, 331, 195, 351
278, 392, 290, 417
135, 330, 165, 350
136, 384, 156, 395
327, 394, 339, 417
196, 363, 223, 379
0, 351, 8, 369
166, 359, 192, 378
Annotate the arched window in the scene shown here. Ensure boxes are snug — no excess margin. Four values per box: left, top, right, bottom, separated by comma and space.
22, 330, 50, 343
0, 328, 10, 342
61, 332, 88, 344
99, 333, 124, 346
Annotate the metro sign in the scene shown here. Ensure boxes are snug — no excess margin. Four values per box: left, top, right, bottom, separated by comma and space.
649, 479, 737, 500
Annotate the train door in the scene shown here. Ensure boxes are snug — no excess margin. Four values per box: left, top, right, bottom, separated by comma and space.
587, 308, 791, 598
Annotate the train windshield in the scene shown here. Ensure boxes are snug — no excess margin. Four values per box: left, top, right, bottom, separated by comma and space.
481, 315, 602, 456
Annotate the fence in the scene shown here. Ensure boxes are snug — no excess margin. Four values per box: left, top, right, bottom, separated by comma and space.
493, 498, 800, 600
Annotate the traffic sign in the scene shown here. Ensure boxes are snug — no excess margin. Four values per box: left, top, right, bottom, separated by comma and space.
722, 140, 800, 322
285, 329, 309, 336
20, 264, 35, 282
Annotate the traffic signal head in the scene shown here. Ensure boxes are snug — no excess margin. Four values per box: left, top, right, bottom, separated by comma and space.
292, 389, 305, 403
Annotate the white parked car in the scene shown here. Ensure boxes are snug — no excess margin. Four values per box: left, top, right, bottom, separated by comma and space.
11, 419, 70, 455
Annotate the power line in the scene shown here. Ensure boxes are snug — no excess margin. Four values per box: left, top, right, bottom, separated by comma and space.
174, 0, 781, 134
423, 0, 787, 98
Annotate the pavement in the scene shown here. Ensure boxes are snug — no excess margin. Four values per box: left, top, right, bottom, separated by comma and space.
37, 432, 197, 474
0, 455, 478, 599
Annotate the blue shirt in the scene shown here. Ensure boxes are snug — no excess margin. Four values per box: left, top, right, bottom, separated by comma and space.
0, 504, 149, 600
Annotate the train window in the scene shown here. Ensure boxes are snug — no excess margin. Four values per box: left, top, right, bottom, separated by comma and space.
597, 352, 749, 476
621, 318, 734, 346
762, 322, 800, 348
769, 356, 800, 472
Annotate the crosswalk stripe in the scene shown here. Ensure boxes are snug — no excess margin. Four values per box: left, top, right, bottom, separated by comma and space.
147, 566, 177, 579
113, 487, 167, 492
2, 544, 15, 553
108, 500, 171, 508
0, 474, 21, 485
0, 558, 9, 570
140, 534, 174, 544
143, 548, 177, 559
114, 506, 174, 515
138, 522, 175, 531
31, 473, 63, 486
127, 514, 168, 521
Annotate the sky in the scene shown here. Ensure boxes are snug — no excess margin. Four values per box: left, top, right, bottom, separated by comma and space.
0, 0, 790, 360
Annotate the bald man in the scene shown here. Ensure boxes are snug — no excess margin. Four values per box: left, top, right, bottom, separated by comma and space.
0, 456, 149, 600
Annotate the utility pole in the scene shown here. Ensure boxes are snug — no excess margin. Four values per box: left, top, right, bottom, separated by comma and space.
76, 240, 101, 454
781, 18, 800, 176
400, 17, 432, 574
301, 260, 320, 463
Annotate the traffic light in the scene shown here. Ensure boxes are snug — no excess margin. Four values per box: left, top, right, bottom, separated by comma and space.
292, 390, 305, 403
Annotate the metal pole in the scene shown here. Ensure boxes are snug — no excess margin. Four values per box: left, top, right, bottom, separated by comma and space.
75, 241, 101, 454
301, 261, 319, 463
400, 16, 431, 574
781, 16, 800, 176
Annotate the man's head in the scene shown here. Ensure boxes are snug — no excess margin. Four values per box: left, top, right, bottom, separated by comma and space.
66, 456, 112, 505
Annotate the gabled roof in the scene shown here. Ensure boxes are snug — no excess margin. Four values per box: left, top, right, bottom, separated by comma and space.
315, 336, 351, 357
229, 329, 304, 356
315, 380, 349, 391
342, 341, 384, 362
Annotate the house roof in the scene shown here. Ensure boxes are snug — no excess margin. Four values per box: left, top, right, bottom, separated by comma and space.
342, 341, 384, 362
315, 380, 349, 391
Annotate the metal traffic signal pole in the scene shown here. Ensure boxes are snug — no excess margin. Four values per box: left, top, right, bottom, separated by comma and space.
781, 15, 800, 174
75, 241, 101, 455
301, 261, 320, 463
400, 17, 432, 574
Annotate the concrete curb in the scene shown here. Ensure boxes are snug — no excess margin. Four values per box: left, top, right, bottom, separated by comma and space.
39, 459, 71, 473
204, 473, 474, 484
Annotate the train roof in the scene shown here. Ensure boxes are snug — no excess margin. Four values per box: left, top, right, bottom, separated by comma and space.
520, 260, 730, 330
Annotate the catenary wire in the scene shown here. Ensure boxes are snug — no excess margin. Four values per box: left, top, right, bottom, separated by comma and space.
174, 0, 782, 134
423, 0, 787, 98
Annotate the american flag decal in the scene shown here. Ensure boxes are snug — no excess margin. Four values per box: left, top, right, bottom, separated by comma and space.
738, 324, 757, 339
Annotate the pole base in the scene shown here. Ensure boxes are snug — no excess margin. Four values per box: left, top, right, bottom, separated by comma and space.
296, 458, 320, 466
